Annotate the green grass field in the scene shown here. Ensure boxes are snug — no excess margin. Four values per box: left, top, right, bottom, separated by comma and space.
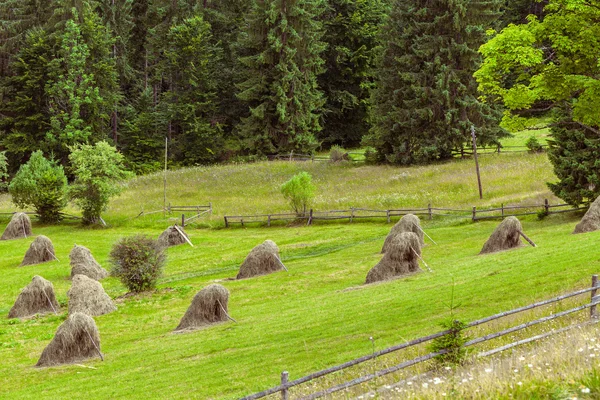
0, 151, 597, 399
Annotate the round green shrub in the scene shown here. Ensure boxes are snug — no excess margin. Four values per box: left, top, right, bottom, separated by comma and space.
109, 235, 166, 293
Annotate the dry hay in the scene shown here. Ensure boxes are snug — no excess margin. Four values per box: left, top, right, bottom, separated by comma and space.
382, 214, 424, 253
36, 312, 102, 367
236, 240, 286, 279
1, 212, 32, 240
480, 216, 524, 254
20, 235, 56, 266
68, 274, 116, 316
8, 275, 59, 318
574, 196, 600, 234
157, 225, 189, 248
69, 245, 108, 280
175, 284, 230, 331
366, 232, 422, 284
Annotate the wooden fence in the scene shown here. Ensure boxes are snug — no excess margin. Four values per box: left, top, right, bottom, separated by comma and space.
240, 275, 600, 400
224, 200, 586, 227
136, 203, 212, 226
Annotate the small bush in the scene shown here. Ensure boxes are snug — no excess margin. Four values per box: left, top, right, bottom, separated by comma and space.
525, 136, 544, 153
9, 151, 68, 223
429, 319, 469, 366
329, 145, 347, 162
109, 235, 166, 293
364, 146, 378, 165
280, 171, 316, 216
0, 151, 8, 192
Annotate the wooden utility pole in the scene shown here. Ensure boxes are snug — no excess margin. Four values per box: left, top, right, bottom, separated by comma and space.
471, 125, 483, 199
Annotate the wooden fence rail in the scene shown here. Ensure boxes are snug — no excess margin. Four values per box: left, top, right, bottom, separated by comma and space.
240, 275, 600, 400
224, 201, 585, 228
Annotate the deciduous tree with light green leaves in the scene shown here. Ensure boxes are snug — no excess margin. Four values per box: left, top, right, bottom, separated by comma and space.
68, 141, 132, 224
281, 171, 316, 216
475, 0, 600, 206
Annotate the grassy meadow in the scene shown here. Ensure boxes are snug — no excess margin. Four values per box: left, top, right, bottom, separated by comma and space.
1, 149, 598, 399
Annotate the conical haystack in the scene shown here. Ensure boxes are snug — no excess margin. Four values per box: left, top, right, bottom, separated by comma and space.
69, 245, 108, 280
175, 284, 230, 331
367, 232, 422, 284
574, 196, 600, 234
20, 235, 56, 266
382, 214, 424, 253
68, 274, 116, 316
158, 225, 189, 248
480, 216, 524, 254
8, 275, 59, 318
236, 240, 286, 279
36, 312, 102, 367
1, 212, 33, 240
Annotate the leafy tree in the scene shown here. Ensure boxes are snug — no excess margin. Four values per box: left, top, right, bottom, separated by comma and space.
366, 0, 507, 164
109, 234, 165, 292
236, 0, 327, 155
475, 0, 600, 206
8, 150, 68, 223
280, 171, 316, 216
318, 0, 389, 148
68, 141, 132, 224
0, 151, 8, 191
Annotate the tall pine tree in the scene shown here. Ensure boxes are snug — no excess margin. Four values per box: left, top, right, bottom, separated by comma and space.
366, 0, 507, 164
236, 0, 327, 155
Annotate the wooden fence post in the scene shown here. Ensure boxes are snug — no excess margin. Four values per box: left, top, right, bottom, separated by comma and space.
224, 216, 228, 228
592, 275, 598, 319
472, 206, 477, 222
428, 203, 432, 220
544, 199, 549, 214
350, 208, 354, 223
386, 210, 391, 224
501, 204, 504, 219
281, 371, 289, 400
307, 209, 313, 226
182, 214, 185, 227
267, 215, 271, 227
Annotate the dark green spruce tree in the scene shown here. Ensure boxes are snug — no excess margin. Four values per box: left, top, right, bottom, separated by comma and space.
366, 0, 507, 164
236, 0, 327, 155
318, 0, 388, 148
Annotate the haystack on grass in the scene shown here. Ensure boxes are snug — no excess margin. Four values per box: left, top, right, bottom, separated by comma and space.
36, 312, 102, 367
382, 214, 424, 253
574, 196, 600, 234
236, 240, 286, 279
68, 274, 116, 316
367, 232, 422, 284
8, 276, 59, 318
1, 212, 32, 240
70, 245, 108, 280
158, 225, 189, 248
480, 216, 524, 254
175, 284, 231, 331
20, 235, 56, 266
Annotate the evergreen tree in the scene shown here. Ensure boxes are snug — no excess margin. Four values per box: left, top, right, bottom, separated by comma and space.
318, 0, 388, 148
236, 0, 327, 155
366, 0, 507, 165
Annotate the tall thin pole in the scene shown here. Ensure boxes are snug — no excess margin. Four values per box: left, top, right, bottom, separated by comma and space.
163, 137, 168, 215
471, 125, 483, 199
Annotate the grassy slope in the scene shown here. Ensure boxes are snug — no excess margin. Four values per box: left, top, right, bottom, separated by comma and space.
0, 152, 595, 399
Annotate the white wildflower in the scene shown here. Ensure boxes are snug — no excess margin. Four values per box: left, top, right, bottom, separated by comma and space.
581, 388, 590, 394
485, 368, 493, 373
422, 383, 429, 389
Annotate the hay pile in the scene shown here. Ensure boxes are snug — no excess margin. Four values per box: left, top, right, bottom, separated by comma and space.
70, 245, 108, 280
175, 284, 230, 331
20, 235, 56, 266
236, 240, 286, 279
366, 232, 422, 284
158, 225, 189, 248
480, 216, 524, 254
1, 212, 32, 240
382, 214, 424, 253
8, 276, 59, 318
36, 312, 102, 367
68, 274, 116, 316
574, 196, 600, 234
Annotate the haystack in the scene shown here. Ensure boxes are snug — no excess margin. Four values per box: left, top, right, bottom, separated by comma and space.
36, 312, 102, 367
366, 232, 422, 284
1, 212, 32, 240
574, 196, 600, 234
158, 225, 189, 248
480, 216, 524, 254
69, 245, 108, 280
67, 274, 116, 316
20, 235, 56, 266
382, 214, 424, 253
8, 275, 59, 318
175, 284, 231, 331
236, 240, 287, 279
